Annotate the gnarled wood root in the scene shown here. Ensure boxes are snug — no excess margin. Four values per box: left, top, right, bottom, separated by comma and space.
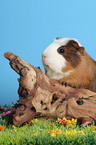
4, 52, 96, 126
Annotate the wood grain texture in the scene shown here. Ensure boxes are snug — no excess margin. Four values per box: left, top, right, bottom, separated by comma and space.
4, 52, 96, 126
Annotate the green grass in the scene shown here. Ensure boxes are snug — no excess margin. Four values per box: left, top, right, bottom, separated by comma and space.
0, 105, 96, 145
0, 118, 96, 145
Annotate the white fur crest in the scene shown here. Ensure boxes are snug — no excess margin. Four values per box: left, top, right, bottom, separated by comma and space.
54, 38, 82, 46
44, 67, 73, 80
42, 38, 80, 80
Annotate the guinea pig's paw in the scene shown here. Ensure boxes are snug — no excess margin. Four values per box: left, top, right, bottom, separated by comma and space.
58, 81, 68, 87
37, 66, 41, 70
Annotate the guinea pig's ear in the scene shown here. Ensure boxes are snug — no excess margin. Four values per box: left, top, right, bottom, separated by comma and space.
70, 40, 84, 54
56, 37, 60, 40
77, 47, 85, 54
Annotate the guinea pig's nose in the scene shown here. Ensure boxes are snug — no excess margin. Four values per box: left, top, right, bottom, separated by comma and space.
42, 55, 47, 60
42, 55, 47, 64
42, 55, 47, 58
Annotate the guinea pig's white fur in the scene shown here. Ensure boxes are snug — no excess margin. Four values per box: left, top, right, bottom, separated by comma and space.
42, 38, 82, 80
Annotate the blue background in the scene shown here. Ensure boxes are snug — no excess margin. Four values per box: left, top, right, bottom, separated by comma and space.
0, 0, 96, 105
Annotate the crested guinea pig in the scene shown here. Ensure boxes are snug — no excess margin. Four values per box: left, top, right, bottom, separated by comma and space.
42, 38, 96, 92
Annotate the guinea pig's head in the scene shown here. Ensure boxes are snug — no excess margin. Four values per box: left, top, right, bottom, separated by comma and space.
42, 38, 84, 80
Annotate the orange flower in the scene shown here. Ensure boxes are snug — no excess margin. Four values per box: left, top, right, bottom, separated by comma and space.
56, 117, 77, 127
47, 128, 62, 136
0, 125, 6, 130
57, 118, 70, 126
39, 129, 43, 131
91, 126, 96, 130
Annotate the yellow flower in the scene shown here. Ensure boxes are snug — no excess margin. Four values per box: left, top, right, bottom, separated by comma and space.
79, 131, 85, 135
63, 117, 67, 121
56, 118, 61, 122
67, 120, 72, 125
10, 130, 13, 133
56, 118, 64, 123
72, 129, 77, 134
12, 125, 16, 129
51, 133, 56, 137
56, 117, 77, 126
29, 118, 38, 124
92, 131, 96, 133
26, 124, 31, 127
47, 128, 62, 136
91, 126, 96, 130
14, 129, 17, 132
53, 128, 62, 135
71, 118, 77, 125
10, 128, 17, 133
34, 133, 37, 136
39, 129, 43, 131
30, 119, 34, 124
34, 118, 38, 122
65, 129, 77, 136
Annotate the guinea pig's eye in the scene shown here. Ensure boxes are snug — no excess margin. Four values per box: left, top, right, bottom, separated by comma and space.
58, 47, 65, 54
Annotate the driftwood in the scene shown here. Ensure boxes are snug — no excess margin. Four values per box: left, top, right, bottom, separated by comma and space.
4, 52, 96, 126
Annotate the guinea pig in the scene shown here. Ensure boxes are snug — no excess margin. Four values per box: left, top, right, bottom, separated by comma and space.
42, 38, 96, 92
